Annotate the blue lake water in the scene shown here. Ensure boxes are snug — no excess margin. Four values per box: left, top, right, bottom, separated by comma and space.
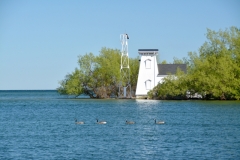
0, 90, 240, 159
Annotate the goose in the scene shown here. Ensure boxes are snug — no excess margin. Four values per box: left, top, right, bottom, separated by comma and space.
126, 120, 135, 124
154, 119, 165, 124
75, 119, 84, 124
96, 119, 107, 124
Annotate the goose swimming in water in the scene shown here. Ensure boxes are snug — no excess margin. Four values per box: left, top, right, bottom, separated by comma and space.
75, 119, 84, 124
96, 119, 107, 124
126, 120, 135, 124
154, 119, 165, 124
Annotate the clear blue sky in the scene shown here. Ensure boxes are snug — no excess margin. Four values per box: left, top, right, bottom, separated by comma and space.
0, 0, 239, 90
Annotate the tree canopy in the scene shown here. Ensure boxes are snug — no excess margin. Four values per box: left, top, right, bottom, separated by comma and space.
148, 26, 240, 100
57, 47, 139, 98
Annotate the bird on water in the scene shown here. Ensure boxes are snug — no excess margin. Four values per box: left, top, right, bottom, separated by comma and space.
96, 119, 107, 124
154, 119, 165, 124
75, 119, 84, 124
126, 120, 135, 124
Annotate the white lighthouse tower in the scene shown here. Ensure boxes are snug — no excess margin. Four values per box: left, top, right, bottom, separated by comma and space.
135, 49, 159, 99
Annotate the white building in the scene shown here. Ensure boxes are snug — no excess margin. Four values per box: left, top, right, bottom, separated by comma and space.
135, 49, 186, 99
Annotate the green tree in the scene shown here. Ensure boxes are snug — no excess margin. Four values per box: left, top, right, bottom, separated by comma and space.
93, 47, 121, 98
161, 60, 167, 64
57, 47, 140, 98
148, 68, 188, 99
186, 27, 240, 99
129, 57, 140, 96
149, 26, 240, 100
173, 57, 184, 64
57, 69, 84, 97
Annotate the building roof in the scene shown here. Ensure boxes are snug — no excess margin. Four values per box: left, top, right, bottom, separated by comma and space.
157, 64, 187, 75
138, 49, 158, 51
138, 49, 158, 55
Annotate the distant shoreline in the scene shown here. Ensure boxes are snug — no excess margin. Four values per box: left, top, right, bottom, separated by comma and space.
1, 90, 239, 101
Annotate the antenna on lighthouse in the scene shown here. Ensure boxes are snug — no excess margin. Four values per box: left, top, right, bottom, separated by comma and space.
119, 33, 131, 98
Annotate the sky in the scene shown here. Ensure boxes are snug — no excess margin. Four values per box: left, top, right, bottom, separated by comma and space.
0, 0, 239, 90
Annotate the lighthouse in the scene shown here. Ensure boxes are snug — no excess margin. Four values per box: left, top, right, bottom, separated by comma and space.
135, 49, 159, 99
135, 49, 187, 99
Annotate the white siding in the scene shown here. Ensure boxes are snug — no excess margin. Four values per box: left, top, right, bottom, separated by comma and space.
145, 80, 151, 90
145, 59, 151, 69
136, 53, 160, 98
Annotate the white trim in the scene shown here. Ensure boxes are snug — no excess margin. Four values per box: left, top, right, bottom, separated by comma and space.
145, 80, 151, 90
145, 59, 151, 69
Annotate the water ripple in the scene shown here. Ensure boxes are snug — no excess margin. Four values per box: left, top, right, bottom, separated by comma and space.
0, 91, 240, 159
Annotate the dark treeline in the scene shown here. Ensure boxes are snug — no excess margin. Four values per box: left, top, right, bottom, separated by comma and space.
148, 26, 240, 100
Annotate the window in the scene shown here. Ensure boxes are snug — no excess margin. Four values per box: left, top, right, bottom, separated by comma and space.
145, 59, 151, 69
145, 80, 151, 90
